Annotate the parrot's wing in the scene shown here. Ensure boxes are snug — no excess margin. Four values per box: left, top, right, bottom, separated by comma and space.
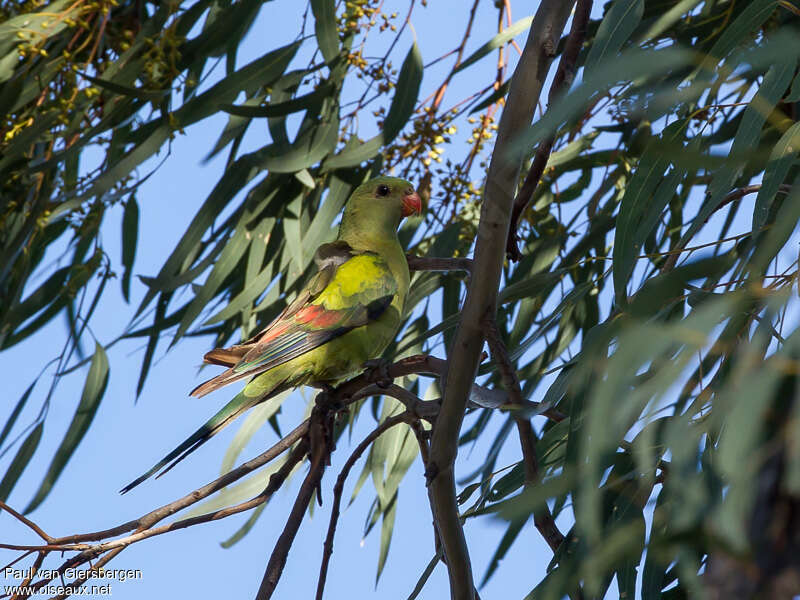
197, 242, 350, 370
121, 245, 399, 493
189, 244, 398, 397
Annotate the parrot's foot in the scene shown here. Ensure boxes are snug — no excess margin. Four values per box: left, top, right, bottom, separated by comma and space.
314, 383, 339, 407
363, 358, 393, 389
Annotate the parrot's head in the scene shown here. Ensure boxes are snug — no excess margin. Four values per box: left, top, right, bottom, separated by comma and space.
340, 176, 423, 239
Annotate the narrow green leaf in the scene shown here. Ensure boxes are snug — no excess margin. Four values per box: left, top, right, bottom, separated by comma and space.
753, 121, 800, 231
311, 0, 339, 63
188, 455, 293, 515
748, 178, 800, 278
695, 0, 777, 80
638, 0, 703, 42
455, 17, 533, 74
469, 80, 510, 114
282, 193, 305, 274
714, 351, 785, 549
176, 224, 250, 340
79, 72, 169, 101
220, 390, 289, 475
258, 106, 340, 173
178, 0, 262, 65
206, 92, 265, 161
376, 492, 398, 583
221, 503, 266, 548
121, 196, 139, 303
383, 42, 422, 140
206, 250, 277, 325
628, 253, 735, 318
585, 0, 644, 71
0, 381, 36, 452
481, 518, 526, 586
176, 41, 301, 126
4, 265, 71, 329
0, 423, 43, 503
545, 132, 599, 169
787, 70, 800, 102
406, 551, 442, 600
25, 344, 109, 512
642, 491, 670, 600
219, 83, 334, 118
0, 70, 24, 116
613, 121, 686, 304
295, 168, 315, 189
303, 174, 352, 251
680, 56, 796, 248
137, 291, 170, 397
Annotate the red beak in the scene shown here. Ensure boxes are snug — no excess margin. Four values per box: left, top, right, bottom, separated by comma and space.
402, 191, 422, 217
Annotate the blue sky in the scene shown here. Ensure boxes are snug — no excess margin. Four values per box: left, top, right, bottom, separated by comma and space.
1, 2, 563, 598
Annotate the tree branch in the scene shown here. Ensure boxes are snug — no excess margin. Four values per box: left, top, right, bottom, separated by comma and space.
407, 255, 473, 273
0, 502, 53, 543
62, 418, 310, 545
0, 353, 536, 598
256, 403, 333, 600
507, 0, 593, 261
661, 183, 793, 272
483, 317, 566, 554
316, 412, 412, 600
428, 2, 575, 598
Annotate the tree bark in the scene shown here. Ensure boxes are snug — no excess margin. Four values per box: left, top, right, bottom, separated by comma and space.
426, 2, 576, 599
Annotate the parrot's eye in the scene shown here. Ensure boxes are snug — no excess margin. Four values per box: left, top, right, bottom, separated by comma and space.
376, 184, 390, 197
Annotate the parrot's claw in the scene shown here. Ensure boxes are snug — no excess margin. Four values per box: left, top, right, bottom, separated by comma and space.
314, 383, 339, 407
364, 358, 393, 389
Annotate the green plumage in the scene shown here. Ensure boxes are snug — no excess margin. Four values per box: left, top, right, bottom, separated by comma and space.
122, 176, 420, 493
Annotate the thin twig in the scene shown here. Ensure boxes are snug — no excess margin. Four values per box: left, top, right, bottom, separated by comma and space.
0, 501, 53, 542
407, 255, 473, 273
7, 551, 44, 600
316, 412, 411, 600
256, 407, 332, 600
661, 183, 793, 272
59, 418, 310, 545
483, 317, 566, 553
17, 443, 309, 596
506, 0, 593, 261
376, 384, 440, 418
429, 0, 480, 112
49, 547, 125, 600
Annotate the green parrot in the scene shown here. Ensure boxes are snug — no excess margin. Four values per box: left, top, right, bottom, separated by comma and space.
121, 176, 422, 493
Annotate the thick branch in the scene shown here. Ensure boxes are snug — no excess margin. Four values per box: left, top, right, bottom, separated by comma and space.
428, 3, 575, 599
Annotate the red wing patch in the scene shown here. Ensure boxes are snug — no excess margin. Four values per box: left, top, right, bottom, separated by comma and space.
294, 304, 345, 328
